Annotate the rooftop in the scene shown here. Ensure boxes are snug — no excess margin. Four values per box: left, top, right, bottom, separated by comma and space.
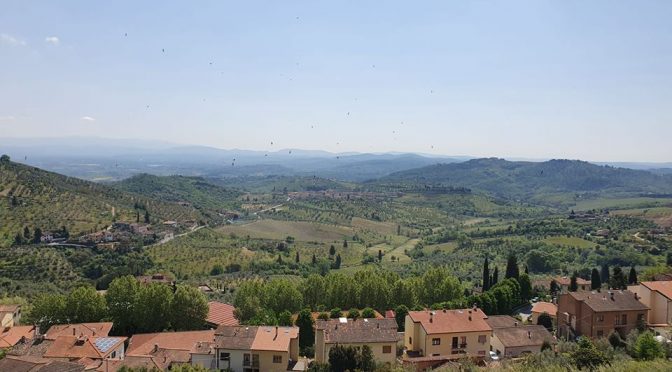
531, 302, 558, 315
315, 318, 398, 344
43, 335, 126, 359
45, 323, 113, 341
215, 326, 298, 352
0, 325, 35, 348
485, 315, 521, 329
0, 304, 20, 313
0, 357, 85, 372
493, 325, 556, 348
126, 330, 215, 357
641, 281, 672, 301
206, 301, 239, 327
567, 290, 649, 312
408, 309, 492, 334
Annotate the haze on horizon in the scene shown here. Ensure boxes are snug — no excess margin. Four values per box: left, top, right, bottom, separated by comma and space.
1, 1, 671, 162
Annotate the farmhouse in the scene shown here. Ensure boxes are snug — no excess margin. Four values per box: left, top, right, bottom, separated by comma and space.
314, 318, 398, 365
214, 325, 300, 372
555, 276, 591, 292
557, 290, 649, 339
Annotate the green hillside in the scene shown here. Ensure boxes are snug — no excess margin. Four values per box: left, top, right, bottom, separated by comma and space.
114, 173, 242, 219
0, 158, 199, 247
379, 158, 672, 200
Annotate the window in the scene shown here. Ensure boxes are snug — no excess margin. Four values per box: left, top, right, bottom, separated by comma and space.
383, 345, 392, 354
252, 354, 259, 367
452, 337, 458, 349
621, 314, 628, 325
111, 351, 116, 359
460, 336, 467, 348
273, 355, 282, 363
597, 315, 604, 322
432, 338, 441, 345
243, 353, 251, 366
409, 337, 412, 344
478, 335, 486, 344
638, 313, 645, 322
220, 352, 231, 361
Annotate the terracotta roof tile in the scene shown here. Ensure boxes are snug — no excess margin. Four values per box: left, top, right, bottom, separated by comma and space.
214, 326, 257, 350
316, 318, 398, 344
126, 330, 215, 356
485, 315, 520, 329
641, 281, 672, 300
408, 309, 492, 334
45, 323, 113, 340
43, 335, 125, 359
251, 326, 299, 352
206, 301, 239, 326
492, 325, 556, 348
568, 290, 649, 312
531, 302, 558, 315
0, 304, 20, 313
0, 326, 35, 348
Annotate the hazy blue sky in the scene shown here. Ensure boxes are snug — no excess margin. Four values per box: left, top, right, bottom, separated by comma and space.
1, 1, 671, 161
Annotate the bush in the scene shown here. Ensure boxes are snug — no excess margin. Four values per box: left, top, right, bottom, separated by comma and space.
330, 308, 343, 319
347, 308, 360, 319
633, 332, 665, 361
361, 307, 375, 318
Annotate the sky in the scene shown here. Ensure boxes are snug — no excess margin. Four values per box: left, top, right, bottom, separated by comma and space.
1, 1, 671, 162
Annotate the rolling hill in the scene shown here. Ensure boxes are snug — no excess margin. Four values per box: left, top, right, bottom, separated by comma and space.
0, 157, 200, 247
378, 158, 672, 199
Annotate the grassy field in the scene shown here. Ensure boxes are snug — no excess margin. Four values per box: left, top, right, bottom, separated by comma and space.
543, 236, 597, 249
218, 220, 353, 242
572, 197, 672, 211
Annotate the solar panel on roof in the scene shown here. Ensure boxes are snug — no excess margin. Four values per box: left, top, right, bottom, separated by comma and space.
94, 338, 119, 353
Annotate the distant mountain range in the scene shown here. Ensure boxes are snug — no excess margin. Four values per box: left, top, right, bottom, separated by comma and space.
378, 158, 672, 199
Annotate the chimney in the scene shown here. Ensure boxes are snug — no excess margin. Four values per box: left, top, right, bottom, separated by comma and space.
468, 316, 472, 321
610, 292, 615, 301
634, 293, 639, 300
429, 313, 433, 323
73, 328, 76, 336
153, 344, 159, 353
514, 321, 518, 327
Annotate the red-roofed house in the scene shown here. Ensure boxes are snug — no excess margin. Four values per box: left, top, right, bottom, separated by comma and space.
126, 330, 215, 369
530, 302, 558, 324
214, 325, 299, 372
629, 281, 672, 326
404, 309, 491, 361
0, 304, 22, 327
0, 325, 35, 349
45, 323, 113, 340
206, 301, 239, 328
43, 334, 126, 361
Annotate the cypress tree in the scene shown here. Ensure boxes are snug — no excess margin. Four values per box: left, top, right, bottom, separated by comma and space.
482, 258, 490, 291
628, 267, 638, 285
295, 251, 300, 263
569, 272, 578, 292
492, 267, 499, 286
601, 264, 610, 284
591, 268, 602, 290
505, 254, 519, 280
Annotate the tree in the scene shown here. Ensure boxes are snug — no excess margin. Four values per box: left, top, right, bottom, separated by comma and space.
330, 308, 343, 319
171, 285, 208, 331
492, 266, 499, 286
634, 331, 665, 360
302, 274, 326, 310
277, 254, 283, 264
144, 210, 150, 224
329, 245, 336, 256
106, 276, 140, 335
23, 226, 31, 240
611, 266, 627, 290
0, 154, 10, 163
29, 294, 67, 331
418, 266, 463, 306
13, 233, 23, 246
66, 286, 107, 323
608, 331, 625, 349
550, 279, 559, 295
358, 345, 375, 372
569, 272, 578, 292
378, 250, 383, 262
518, 273, 531, 301
591, 268, 602, 290
296, 308, 315, 351
332, 254, 341, 269
210, 264, 224, 276
537, 312, 553, 332
361, 307, 375, 318
134, 283, 173, 332
505, 254, 519, 280
394, 305, 409, 329
136, 211, 140, 223
347, 308, 360, 319
329, 345, 357, 372
278, 310, 293, 326
263, 279, 303, 315
482, 257, 490, 291
311, 254, 317, 265
667, 251, 672, 267
629, 267, 638, 285
295, 251, 300, 263
233, 279, 264, 323
571, 337, 609, 370
601, 264, 610, 284
32, 227, 42, 244
343, 240, 348, 248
